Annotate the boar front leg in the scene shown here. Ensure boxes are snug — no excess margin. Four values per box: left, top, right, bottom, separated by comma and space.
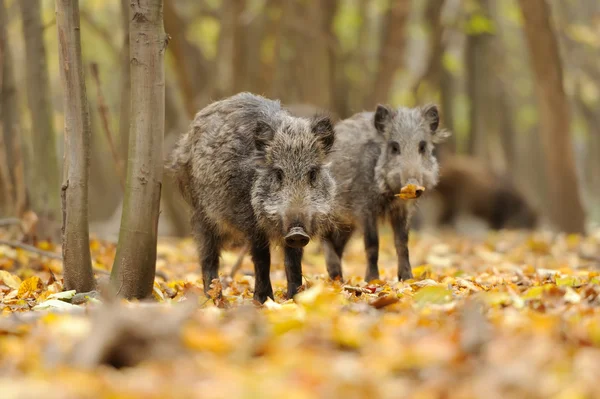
284, 246, 303, 299
363, 214, 380, 282
250, 233, 274, 303
323, 228, 353, 280
391, 208, 414, 280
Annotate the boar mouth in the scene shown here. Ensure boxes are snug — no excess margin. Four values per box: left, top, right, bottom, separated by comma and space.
395, 184, 426, 199
284, 226, 310, 248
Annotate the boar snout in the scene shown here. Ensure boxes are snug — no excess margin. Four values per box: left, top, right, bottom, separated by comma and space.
284, 226, 310, 248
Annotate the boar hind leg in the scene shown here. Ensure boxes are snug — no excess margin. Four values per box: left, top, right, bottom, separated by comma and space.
391, 210, 413, 281
284, 246, 303, 299
323, 228, 353, 280
192, 213, 222, 295
364, 215, 380, 282
250, 234, 273, 303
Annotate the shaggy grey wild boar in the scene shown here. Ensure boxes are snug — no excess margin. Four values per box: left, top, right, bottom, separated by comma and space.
324, 104, 451, 282
168, 93, 336, 303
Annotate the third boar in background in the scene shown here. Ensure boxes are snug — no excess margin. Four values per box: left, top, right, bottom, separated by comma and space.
324, 104, 451, 282
168, 93, 336, 302
430, 155, 538, 230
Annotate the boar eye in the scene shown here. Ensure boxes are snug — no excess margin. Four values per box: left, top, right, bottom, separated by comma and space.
308, 167, 318, 184
274, 168, 284, 183
390, 141, 400, 155
419, 140, 427, 155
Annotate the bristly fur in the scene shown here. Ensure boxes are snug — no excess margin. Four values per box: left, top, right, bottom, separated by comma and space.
323, 104, 451, 282
167, 92, 336, 302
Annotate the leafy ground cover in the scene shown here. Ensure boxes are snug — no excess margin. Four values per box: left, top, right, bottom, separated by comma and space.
1, 225, 600, 399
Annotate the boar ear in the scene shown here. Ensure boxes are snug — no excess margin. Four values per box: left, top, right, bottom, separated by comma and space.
254, 120, 275, 152
422, 104, 452, 144
374, 105, 392, 135
311, 115, 335, 154
422, 104, 440, 132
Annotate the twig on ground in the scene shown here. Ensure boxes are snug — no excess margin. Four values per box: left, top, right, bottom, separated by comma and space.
0, 239, 110, 275
0, 218, 21, 227
0, 239, 62, 259
229, 243, 250, 278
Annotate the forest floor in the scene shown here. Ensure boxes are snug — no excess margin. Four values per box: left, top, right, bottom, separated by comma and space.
1, 225, 600, 399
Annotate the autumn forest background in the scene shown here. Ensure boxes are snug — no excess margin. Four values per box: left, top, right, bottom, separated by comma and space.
1, 0, 600, 398
1, 0, 599, 237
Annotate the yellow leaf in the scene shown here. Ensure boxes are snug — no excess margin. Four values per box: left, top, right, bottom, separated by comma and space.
413, 286, 453, 306
17, 276, 43, 298
0, 270, 21, 290
182, 324, 233, 354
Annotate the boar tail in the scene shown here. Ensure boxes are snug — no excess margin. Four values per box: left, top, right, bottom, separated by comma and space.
166, 131, 194, 205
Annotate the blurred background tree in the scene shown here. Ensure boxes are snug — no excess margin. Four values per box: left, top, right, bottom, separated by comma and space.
0, 0, 598, 237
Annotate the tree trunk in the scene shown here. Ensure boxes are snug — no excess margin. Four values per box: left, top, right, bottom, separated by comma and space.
19, 0, 61, 234
257, 0, 283, 97
111, 0, 166, 299
366, 0, 411, 107
517, 0, 586, 233
118, 0, 131, 171
413, 0, 457, 157
163, 0, 208, 117
465, 0, 495, 161
55, 0, 95, 292
0, 0, 27, 217
230, 0, 247, 94
0, 0, 14, 217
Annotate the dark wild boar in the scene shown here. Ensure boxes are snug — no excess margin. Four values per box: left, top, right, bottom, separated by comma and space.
324, 104, 451, 282
168, 93, 336, 302
432, 155, 538, 230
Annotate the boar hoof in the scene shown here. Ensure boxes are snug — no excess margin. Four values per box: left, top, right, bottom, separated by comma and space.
365, 271, 380, 283
253, 290, 274, 304
398, 269, 414, 281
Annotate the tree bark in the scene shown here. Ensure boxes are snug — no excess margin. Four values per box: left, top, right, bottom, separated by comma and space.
517, 0, 586, 233
367, 0, 411, 107
118, 0, 131, 170
55, 0, 95, 292
19, 0, 61, 230
111, 0, 167, 299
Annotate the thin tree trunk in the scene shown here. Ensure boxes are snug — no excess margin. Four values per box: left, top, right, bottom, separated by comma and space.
55, 0, 95, 292
163, 0, 207, 117
413, 0, 457, 156
465, 0, 495, 161
574, 88, 600, 211
118, 0, 130, 170
0, 0, 26, 218
366, 0, 411, 107
111, 0, 167, 299
0, 0, 13, 216
19, 0, 61, 232
517, 0, 586, 233
257, 0, 283, 97
230, 0, 246, 94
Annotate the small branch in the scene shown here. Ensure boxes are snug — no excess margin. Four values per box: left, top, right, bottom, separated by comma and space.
0, 239, 110, 275
229, 243, 250, 278
43, 17, 56, 31
89, 63, 126, 192
0, 218, 21, 227
0, 239, 62, 259
79, 11, 119, 60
